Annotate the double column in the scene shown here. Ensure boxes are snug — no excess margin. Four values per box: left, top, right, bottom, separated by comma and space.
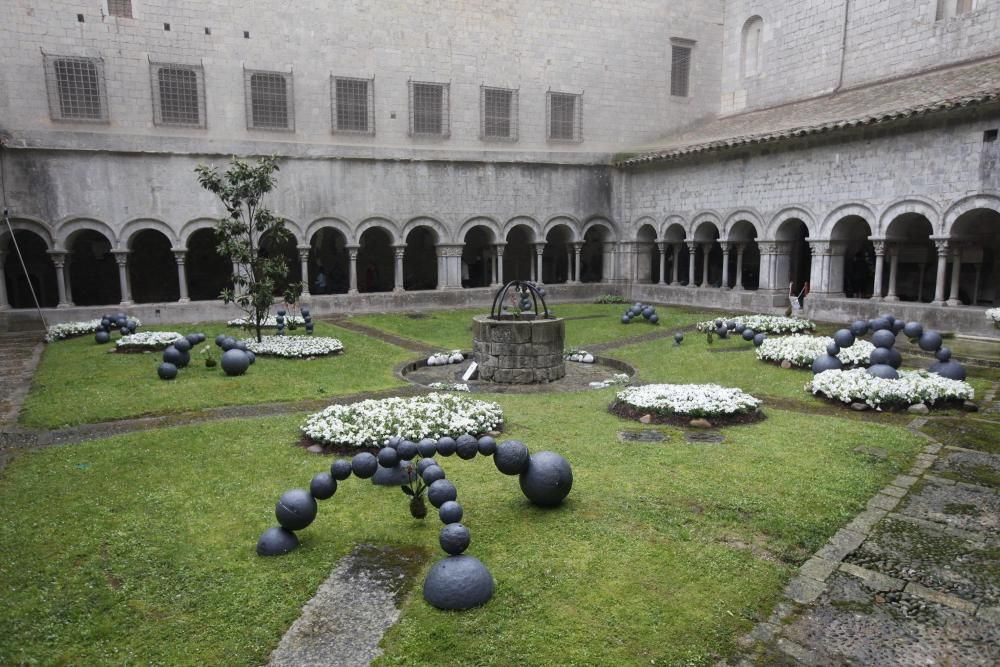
435, 244, 465, 290
930, 237, 962, 306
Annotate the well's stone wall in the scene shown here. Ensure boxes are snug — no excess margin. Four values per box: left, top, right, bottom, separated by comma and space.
472, 316, 565, 384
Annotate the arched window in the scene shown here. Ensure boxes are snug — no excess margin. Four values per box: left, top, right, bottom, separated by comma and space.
741, 16, 763, 79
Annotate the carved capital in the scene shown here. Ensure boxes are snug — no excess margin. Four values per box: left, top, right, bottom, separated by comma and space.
808, 241, 830, 256
172, 249, 187, 264
933, 239, 949, 255
112, 250, 130, 266
757, 242, 778, 255
718, 241, 730, 253
686, 241, 698, 254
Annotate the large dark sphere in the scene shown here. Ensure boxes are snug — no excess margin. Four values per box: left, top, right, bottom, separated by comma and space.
833, 329, 855, 348
477, 435, 497, 456
221, 336, 238, 351
826, 342, 840, 357
741, 328, 755, 341
416, 458, 438, 474
351, 452, 378, 478
642, 307, 654, 320
95, 330, 111, 344
891, 319, 906, 334
174, 350, 190, 368
887, 348, 903, 369
519, 451, 574, 507
439, 523, 471, 555
310, 472, 337, 500
157, 362, 178, 380
725, 320, 737, 330
850, 320, 869, 336
811, 354, 843, 374
275, 489, 317, 531
378, 447, 399, 468
173, 337, 192, 352
734, 324, 746, 334
935, 347, 952, 362
494, 440, 530, 475
427, 479, 458, 508
215, 333, 227, 346
372, 462, 416, 486
423, 555, 494, 610
417, 438, 438, 458
871, 330, 897, 349
753, 333, 766, 347
903, 321, 924, 339
649, 314, 659, 324
301, 307, 310, 317
436, 436, 457, 457
438, 500, 463, 525
221, 349, 251, 376
880, 313, 896, 327
101, 317, 112, 329
397, 440, 418, 461
870, 317, 891, 332
869, 347, 892, 366
163, 345, 184, 365
456, 434, 478, 460
185, 333, 200, 346
422, 465, 446, 485
918, 331, 943, 352
330, 458, 352, 480
867, 364, 900, 380
256, 526, 300, 556
929, 360, 967, 381
716, 326, 729, 339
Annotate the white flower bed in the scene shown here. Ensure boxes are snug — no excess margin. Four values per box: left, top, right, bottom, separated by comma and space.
242, 335, 343, 358
45, 318, 141, 342
756, 334, 875, 368
987, 307, 1000, 325
302, 393, 503, 448
427, 350, 464, 366
809, 368, 974, 409
616, 383, 761, 417
696, 314, 814, 334
589, 373, 631, 389
565, 350, 596, 363
227, 315, 306, 328
427, 382, 471, 392
115, 331, 183, 352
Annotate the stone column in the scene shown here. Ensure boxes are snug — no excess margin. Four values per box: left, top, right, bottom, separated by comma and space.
883, 245, 900, 302
656, 242, 667, 285
534, 243, 545, 285
973, 262, 982, 306
436, 244, 464, 289
565, 247, 574, 284
495, 243, 505, 285
932, 239, 949, 305
113, 250, 133, 305
700, 243, 711, 287
347, 245, 359, 294
63, 256, 74, 305
735, 243, 745, 289
671, 243, 682, 285
392, 245, 406, 292
807, 240, 831, 295
686, 242, 697, 286
297, 245, 311, 299
719, 241, 730, 289
572, 242, 582, 283
602, 242, 617, 283
172, 249, 190, 303
48, 251, 70, 308
870, 241, 885, 301
947, 245, 962, 306
0, 251, 9, 310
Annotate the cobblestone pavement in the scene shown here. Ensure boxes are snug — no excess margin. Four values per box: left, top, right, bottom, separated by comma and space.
731, 383, 1000, 666
0, 331, 44, 429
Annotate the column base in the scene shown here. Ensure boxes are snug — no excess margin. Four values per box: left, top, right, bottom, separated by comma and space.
57, 303, 71, 309
946, 299, 961, 307
0, 304, 10, 311
348, 289, 358, 295
393, 287, 404, 293
882, 296, 899, 303
300, 291, 311, 300
869, 296, 883, 302
119, 300, 134, 307
177, 297, 191, 304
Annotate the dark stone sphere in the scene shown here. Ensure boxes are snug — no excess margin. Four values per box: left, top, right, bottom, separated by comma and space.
427, 479, 458, 508
887, 348, 903, 369
95, 330, 111, 344
372, 462, 417, 486
726, 320, 737, 330
301, 307, 310, 317
871, 330, 897, 349
642, 307, 654, 319
422, 465, 446, 485
850, 320, 869, 336
221, 349, 251, 376
417, 438, 438, 458
246, 351, 256, 365
621, 315, 631, 324
439, 523, 471, 555
649, 314, 659, 324
918, 331, 943, 352
929, 360, 967, 381
935, 346, 952, 362
753, 333, 766, 347
276, 308, 286, 316
826, 343, 840, 357
716, 326, 729, 339
221, 337, 238, 351
163, 345, 184, 365
350, 452, 378, 479
416, 458, 438, 474
866, 364, 900, 380
833, 329, 855, 348
811, 354, 843, 374
880, 314, 896, 326
869, 347, 892, 366
456, 434, 478, 460
438, 500, 463, 525
185, 333, 200, 346
215, 333, 227, 346
477, 435, 497, 456
892, 319, 906, 334
256, 526, 300, 556
173, 337, 192, 352
734, 324, 746, 334
101, 317, 112, 328
305, 323, 315, 333
741, 328, 755, 341
436, 436, 457, 457
396, 440, 418, 461
423, 555, 494, 610
275, 489, 317, 531
494, 440, 530, 475
903, 321, 924, 339
870, 317, 890, 332
674, 332, 684, 343
385, 436, 401, 449
235, 342, 249, 353
330, 458, 352, 480
518, 451, 574, 507
157, 362, 178, 380
715, 319, 723, 328
175, 350, 191, 368
377, 447, 399, 468
310, 472, 337, 500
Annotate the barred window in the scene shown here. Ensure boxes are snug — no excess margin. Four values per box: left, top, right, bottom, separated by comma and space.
670, 44, 693, 97
480, 86, 518, 141
44, 55, 108, 122
937, 0, 976, 19
245, 70, 293, 131
107, 0, 133, 18
331, 76, 374, 134
408, 81, 449, 137
151, 63, 205, 128
546, 91, 582, 142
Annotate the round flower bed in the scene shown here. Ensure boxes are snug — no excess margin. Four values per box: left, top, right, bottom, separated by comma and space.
241, 335, 343, 358
227, 315, 306, 329
610, 383, 763, 426
987, 307, 1000, 326
45, 318, 143, 342
756, 334, 874, 368
301, 393, 503, 449
809, 368, 974, 410
696, 314, 814, 335
115, 331, 183, 352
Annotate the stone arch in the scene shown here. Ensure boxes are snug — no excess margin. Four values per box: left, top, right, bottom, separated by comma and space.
1, 223, 59, 308
355, 216, 402, 246
877, 197, 941, 238
403, 223, 440, 291
632, 216, 659, 242
543, 214, 582, 243
457, 216, 501, 245
723, 209, 764, 240
65, 225, 119, 305
543, 219, 576, 283
273, 216, 305, 246
357, 225, 395, 293
823, 210, 874, 298
178, 217, 220, 247
259, 228, 301, 296
56, 217, 119, 251
308, 219, 352, 295
690, 211, 722, 241
128, 228, 180, 303
305, 217, 354, 247
946, 197, 1000, 306
819, 203, 875, 239
581, 216, 617, 242
661, 216, 687, 242
120, 218, 179, 250
0, 215, 55, 249
185, 227, 231, 301
402, 216, 448, 246
503, 220, 537, 282
741, 15, 764, 78
942, 193, 1000, 236
766, 206, 817, 239
461, 221, 498, 288
634, 221, 660, 284
501, 216, 541, 244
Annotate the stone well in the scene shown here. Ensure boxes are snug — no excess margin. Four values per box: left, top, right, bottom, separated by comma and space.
472, 315, 565, 384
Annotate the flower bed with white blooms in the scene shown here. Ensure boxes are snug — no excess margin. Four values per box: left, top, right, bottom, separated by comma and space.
115, 331, 183, 352
987, 307, 1000, 325
45, 318, 142, 342
695, 314, 814, 335
427, 382, 471, 392
227, 315, 306, 328
241, 335, 343, 358
756, 334, 875, 368
611, 383, 763, 425
301, 393, 503, 449
809, 368, 974, 409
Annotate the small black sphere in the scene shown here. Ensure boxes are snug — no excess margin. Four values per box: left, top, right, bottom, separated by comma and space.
518, 451, 574, 507
674, 332, 684, 343
173, 337, 192, 352
456, 434, 478, 460
850, 320, 869, 336
826, 342, 840, 357
221, 349, 251, 376
157, 362, 178, 380
416, 458, 438, 474
215, 333, 226, 346
377, 447, 399, 468
929, 360, 966, 381
422, 465, 446, 485
935, 346, 952, 362
918, 331, 943, 352
870, 347, 892, 366
385, 436, 402, 449
887, 348, 903, 369
833, 329, 855, 348
439, 523, 471, 555
221, 336, 238, 351
477, 435, 497, 456
275, 489, 317, 531
351, 452, 378, 478
892, 319, 906, 334
811, 354, 843, 374
753, 333, 766, 347
436, 436, 457, 457
903, 321, 924, 339
871, 329, 896, 349
716, 326, 728, 339
438, 500, 463, 524
494, 440, 530, 475
417, 438, 437, 458
310, 472, 337, 500
246, 351, 256, 365
428, 479, 458, 508
330, 458, 352, 480
741, 328, 755, 341
163, 345, 184, 365
397, 440, 418, 461
95, 330, 111, 344
256, 526, 300, 556
866, 364, 900, 380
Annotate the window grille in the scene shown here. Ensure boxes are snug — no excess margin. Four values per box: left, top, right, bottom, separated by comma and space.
245, 70, 293, 131
546, 91, 582, 142
408, 81, 449, 137
44, 55, 108, 122
671, 45, 692, 97
480, 86, 518, 141
937, 0, 976, 19
331, 76, 374, 134
107, 0, 133, 18
150, 62, 205, 128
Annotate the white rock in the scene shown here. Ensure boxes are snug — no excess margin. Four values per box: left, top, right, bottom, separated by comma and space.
583, 353, 595, 363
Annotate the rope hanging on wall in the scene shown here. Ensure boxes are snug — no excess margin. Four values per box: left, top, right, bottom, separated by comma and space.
0, 142, 49, 330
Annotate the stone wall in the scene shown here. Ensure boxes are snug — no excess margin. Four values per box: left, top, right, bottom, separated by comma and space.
473, 315, 565, 383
